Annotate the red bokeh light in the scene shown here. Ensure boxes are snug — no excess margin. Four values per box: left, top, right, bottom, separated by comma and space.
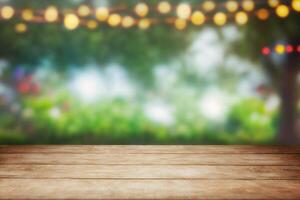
297, 45, 300, 53
262, 47, 271, 55
285, 45, 294, 53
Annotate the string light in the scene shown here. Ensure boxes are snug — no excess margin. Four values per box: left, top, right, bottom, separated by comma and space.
242, 0, 255, 12
158, 1, 171, 14
95, 7, 109, 21
191, 11, 205, 25
262, 47, 271, 55
276, 5, 289, 18
138, 18, 150, 30
22, 9, 34, 21
174, 18, 187, 30
202, 1, 216, 12
268, 0, 280, 8
135, 2, 149, 17
214, 12, 227, 26
285, 45, 294, 53
15, 23, 27, 33
235, 11, 248, 25
256, 9, 270, 20
0, 6, 14, 20
108, 13, 122, 27
122, 16, 135, 28
86, 20, 98, 29
0, 1, 299, 31
292, 0, 300, 12
262, 44, 300, 55
275, 44, 285, 54
77, 5, 91, 17
44, 6, 58, 22
64, 13, 80, 30
226, 1, 239, 13
176, 3, 191, 19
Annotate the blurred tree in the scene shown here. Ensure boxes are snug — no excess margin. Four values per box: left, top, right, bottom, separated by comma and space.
232, 10, 300, 144
0, 0, 191, 86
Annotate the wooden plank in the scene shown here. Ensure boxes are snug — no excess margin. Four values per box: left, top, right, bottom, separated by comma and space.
1, 145, 300, 154
1, 179, 300, 199
1, 153, 299, 165
1, 146, 300, 199
1, 165, 300, 179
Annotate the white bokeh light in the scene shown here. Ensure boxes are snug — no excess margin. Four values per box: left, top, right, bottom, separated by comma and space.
265, 95, 280, 112
198, 90, 229, 121
104, 65, 135, 98
70, 69, 105, 102
49, 107, 61, 119
144, 100, 174, 126
188, 28, 224, 76
69, 65, 136, 103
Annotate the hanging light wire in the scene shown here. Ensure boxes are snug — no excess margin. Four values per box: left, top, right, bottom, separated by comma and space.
0, 0, 298, 31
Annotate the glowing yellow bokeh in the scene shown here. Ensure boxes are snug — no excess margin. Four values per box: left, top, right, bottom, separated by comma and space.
95, 7, 109, 21
191, 11, 205, 25
275, 44, 285, 54
87, 20, 98, 29
108, 14, 122, 27
77, 5, 91, 17
135, 3, 149, 17
276, 5, 289, 18
292, 0, 300, 12
268, 0, 280, 8
22, 9, 34, 21
226, 1, 239, 13
1, 6, 14, 19
242, 0, 255, 11
235, 11, 248, 25
174, 18, 187, 30
64, 13, 80, 30
138, 19, 151, 30
122, 16, 135, 28
176, 3, 191, 19
15, 23, 27, 33
256, 9, 270, 20
213, 12, 227, 26
202, 1, 216, 12
158, 1, 171, 14
45, 6, 58, 22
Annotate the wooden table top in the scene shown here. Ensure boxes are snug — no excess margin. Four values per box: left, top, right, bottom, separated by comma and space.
0, 145, 300, 199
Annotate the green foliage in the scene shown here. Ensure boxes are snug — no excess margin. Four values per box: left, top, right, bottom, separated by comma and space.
226, 99, 277, 143
0, 1, 192, 85
0, 93, 277, 144
0, 0, 294, 144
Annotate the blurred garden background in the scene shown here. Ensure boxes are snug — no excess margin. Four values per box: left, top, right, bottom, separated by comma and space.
0, 0, 299, 144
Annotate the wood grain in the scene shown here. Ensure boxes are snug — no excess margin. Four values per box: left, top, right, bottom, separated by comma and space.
1, 145, 300, 154
1, 179, 300, 199
1, 165, 300, 179
0, 146, 299, 199
1, 153, 299, 165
